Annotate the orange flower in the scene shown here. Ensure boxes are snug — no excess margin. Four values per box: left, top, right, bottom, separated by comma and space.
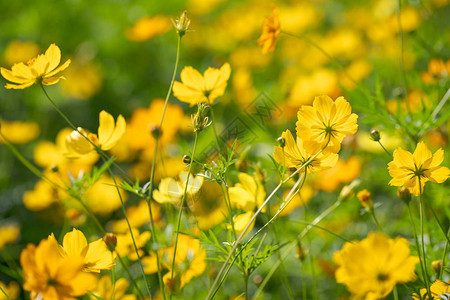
257, 5, 281, 54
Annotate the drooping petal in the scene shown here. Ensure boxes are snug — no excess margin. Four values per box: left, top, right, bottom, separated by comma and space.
5, 81, 35, 89
42, 76, 64, 86
1, 67, 30, 84
44, 59, 71, 78
62, 229, 88, 257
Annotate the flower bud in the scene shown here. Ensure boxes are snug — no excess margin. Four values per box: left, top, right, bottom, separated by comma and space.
295, 242, 308, 261
277, 136, 286, 148
432, 260, 442, 274
150, 125, 162, 139
103, 233, 117, 252
65, 128, 96, 156
172, 11, 190, 37
191, 103, 211, 132
357, 189, 373, 210
370, 129, 381, 142
339, 179, 360, 202
397, 187, 411, 205
183, 155, 191, 164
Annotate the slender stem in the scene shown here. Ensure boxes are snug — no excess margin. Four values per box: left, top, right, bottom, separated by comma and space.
377, 140, 393, 158
209, 105, 222, 155
169, 132, 199, 288
370, 210, 383, 232
252, 199, 342, 299
104, 159, 152, 299
145, 33, 182, 300
111, 266, 116, 300
407, 204, 429, 298
244, 272, 249, 300
0, 286, 11, 300
396, 0, 411, 113
207, 140, 329, 299
440, 227, 450, 280
418, 183, 431, 297
393, 285, 399, 300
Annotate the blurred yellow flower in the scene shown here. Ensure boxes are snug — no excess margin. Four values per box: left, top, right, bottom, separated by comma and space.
116, 228, 151, 260
296, 95, 358, 154
90, 275, 136, 300
0, 121, 39, 144
413, 280, 450, 300
273, 130, 339, 173
153, 172, 204, 205
257, 5, 281, 54
50, 229, 115, 273
112, 200, 160, 233
23, 170, 68, 211
1, 44, 70, 89
3, 40, 39, 66
421, 58, 450, 83
270, 184, 314, 217
333, 232, 419, 299
229, 172, 265, 212
0, 281, 19, 300
60, 60, 102, 100
21, 238, 96, 300
65, 110, 126, 158
227, 211, 255, 236
0, 224, 20, 250
162, 234, 206, 290
357, 189, 373, 209
313, 156, 361, 192
126, 15, 171, 41
84, 175, 127, 215
388, 142, 450, 196
173, 63, 231, 106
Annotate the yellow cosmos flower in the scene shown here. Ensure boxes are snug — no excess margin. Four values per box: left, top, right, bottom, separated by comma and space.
50, 228, 116, 273
273, 130, 339, 173
21, 237, 96, 300
1, 44, 70, 89
413, 280, 450, 299
296, 95, 358, 154
162, 234, 206, 291
388, 142, 450, 196
116, 228, 151, 261
0, 120, 40, 144
0, 280, 19, 300
0, 224, 20, 250
153, 172, 204, 205
227, 211, 255, 237
126, 15, 171, 41
229, 172, 266, 212
257, 5, 281, 54
65, 110, 126, 158
333, 232, 419, 299
84, 175, 127, 215
173, 63, 231, 106
3, 40, 39, 66
89, 275, 136, 300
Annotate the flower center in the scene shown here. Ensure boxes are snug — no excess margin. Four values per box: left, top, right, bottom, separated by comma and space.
377, 273, 389, 282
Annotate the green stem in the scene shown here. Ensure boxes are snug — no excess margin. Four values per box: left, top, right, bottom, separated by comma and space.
370, 210, 383, 232
104, 160, 152, 299
169, 131, 199, 289
145, 33, 182, 300
393, 285, 399, 300
419, 188, 431, 298
252, 199, 342, 299
407, 204, 430, 298
111, 266, 116, 300
0, 286, 11, 300
377, 140, 393, 158
440, 227, 450, 280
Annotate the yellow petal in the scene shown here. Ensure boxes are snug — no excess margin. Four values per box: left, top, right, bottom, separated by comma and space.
413, 142, 432, 166
180, 66, 205, 90
44, 44, 62, 72
392, 147, 414, 168
173, 81, 205, 105
62, 228, 88, 257
84, 239, 116, 272
5, 81, 34, 89
1, 67, 30, 84
45, 59, 71, 78
102, 115, 126, 151
11, 62, 34, 80
42, 76, 64, 86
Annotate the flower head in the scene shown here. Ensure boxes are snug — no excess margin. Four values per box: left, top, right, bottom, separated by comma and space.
333, 232, 419, 299
388, 142, 450, 196
1, 44, 70, 89
229, 172, 266, 212
0, 224, 20, 250
50, 228, 116, 273
173, 63, 231, 106
273, 130, 339, 173
21, 237, 96, 300
257, 5, 281, 54
65, 110, 125, 158
413, 280, 450, 299
296, 95, 358, 154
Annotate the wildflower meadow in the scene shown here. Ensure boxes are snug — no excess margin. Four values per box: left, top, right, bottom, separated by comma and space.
0, 0, 449, 299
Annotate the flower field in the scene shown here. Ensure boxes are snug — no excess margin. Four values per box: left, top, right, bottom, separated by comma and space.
0, 0, 449, 299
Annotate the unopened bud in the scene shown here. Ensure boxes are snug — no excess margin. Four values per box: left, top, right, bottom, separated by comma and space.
150, 125, 162, 139
339, 185, 354, 202
277, 136, 286, 148
397, 187, 411, 205
172, 11, 190, 37
103, 233, 117, 252
370, 129, 381, 142
357, 189, 373, 210
432, 260, 442, 274
183, 155, 191, 164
